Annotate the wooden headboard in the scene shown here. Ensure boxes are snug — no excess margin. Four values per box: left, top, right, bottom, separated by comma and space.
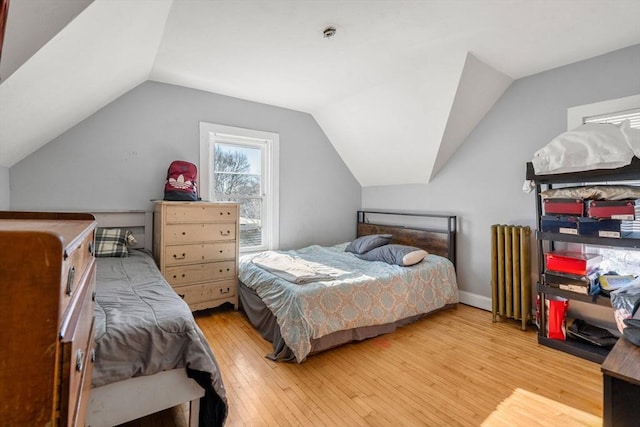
92, 211, 153, 250
356, 210, 457, 269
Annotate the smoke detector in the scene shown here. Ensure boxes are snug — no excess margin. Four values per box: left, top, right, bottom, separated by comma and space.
323, 27, 336, 39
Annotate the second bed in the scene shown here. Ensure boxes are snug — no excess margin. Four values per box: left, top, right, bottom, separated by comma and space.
238, 210, 460, 362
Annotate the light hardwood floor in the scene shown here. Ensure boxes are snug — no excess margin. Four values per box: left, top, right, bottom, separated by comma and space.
120, 303, 603, 426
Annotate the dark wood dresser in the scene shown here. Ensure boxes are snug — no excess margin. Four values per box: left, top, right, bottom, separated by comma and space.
601, 337, 640, 427
0, 211, 97, 426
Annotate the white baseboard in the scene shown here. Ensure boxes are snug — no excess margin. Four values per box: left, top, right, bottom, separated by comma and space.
458, 291, 491, 311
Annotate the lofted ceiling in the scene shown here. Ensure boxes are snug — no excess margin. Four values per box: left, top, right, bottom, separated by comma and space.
1, 0, 639, 186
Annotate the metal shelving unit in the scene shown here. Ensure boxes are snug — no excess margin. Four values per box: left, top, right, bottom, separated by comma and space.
526, 160, 640, 362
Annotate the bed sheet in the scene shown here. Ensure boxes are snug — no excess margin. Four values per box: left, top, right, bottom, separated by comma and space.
239, 243, 459, 362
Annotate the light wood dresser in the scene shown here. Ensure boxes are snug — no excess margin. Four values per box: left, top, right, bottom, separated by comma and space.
0, 211, 97, 427
153, 201, 239, 311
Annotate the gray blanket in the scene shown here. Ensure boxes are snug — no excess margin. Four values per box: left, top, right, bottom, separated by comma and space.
94, 250, 227, 425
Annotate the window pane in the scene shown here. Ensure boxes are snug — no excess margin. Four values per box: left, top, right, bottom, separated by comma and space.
584, 108, 640, 128
217, 196, 263, 248
214, 143, 261, 196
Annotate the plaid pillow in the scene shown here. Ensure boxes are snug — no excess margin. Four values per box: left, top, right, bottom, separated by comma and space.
95, 228, 129, 257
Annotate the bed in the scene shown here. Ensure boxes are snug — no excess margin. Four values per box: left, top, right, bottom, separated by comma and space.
85, 211, 228, 427
238, 210, 459, 363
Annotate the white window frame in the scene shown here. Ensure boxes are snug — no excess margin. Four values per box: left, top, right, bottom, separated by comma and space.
566, 95, 640, 262
199, 122, 280, 253
567, 94, 640, 130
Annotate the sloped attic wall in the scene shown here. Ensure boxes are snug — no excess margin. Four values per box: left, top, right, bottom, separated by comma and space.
313, 52, 512, 186
363, 44, 640, 308
9, 81, 362, 250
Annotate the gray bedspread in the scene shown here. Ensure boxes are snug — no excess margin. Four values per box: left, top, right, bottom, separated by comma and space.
93, 250, 227, 425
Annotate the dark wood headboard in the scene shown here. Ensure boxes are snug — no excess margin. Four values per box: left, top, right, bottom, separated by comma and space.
357, 210, 457, 269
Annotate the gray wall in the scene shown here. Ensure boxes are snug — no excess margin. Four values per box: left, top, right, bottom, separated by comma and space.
0, 166, 9, 209
363, 44, 640, 308
10, 81, 361, 250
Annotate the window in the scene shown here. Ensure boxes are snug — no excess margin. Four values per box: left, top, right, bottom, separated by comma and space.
566, 95, 640, 265
199, 123, 279, 252
567, 94, 640, 129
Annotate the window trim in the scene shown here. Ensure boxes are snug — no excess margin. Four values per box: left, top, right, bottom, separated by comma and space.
567, 94, 640, 130
199, 122, 280, 252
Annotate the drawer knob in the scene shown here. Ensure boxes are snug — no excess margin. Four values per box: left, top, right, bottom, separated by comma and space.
219, 250, 223, 253
66, 266, 76, 296
75, 349, 84, 372
182, 232, 186, 235
220, 230, 230, 236
178, 293, 185, 299
220, 287, 231, 294
173, 253, 186, 259
219, 212, 223, 215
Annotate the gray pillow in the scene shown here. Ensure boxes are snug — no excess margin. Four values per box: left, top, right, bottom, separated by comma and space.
345, 234, 392, 254
357, 244, 428, 266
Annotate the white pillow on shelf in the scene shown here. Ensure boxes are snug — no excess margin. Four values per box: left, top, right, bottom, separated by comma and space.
532, 122, 633, 175
620, 120, 640, 157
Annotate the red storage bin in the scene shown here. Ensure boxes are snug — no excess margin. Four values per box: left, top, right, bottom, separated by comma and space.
543, 198, 584, 216
587, 199, 636, 220
544, 250, 601, 276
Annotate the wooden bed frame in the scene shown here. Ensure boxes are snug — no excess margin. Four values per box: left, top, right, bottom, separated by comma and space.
85, 211, 204, 427
238, 209, 459, 362
357, 209, 457, 267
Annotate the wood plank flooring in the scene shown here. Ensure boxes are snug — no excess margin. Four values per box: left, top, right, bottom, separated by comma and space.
120, 304, 603, 426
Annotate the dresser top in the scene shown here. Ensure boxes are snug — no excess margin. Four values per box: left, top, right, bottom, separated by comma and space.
601, 337, 640, 385
0, 218, 96, 252
153, 200, 239, 205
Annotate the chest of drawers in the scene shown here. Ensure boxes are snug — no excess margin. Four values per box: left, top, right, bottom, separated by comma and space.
153, 201, 239, 311
0, 211, 97, 427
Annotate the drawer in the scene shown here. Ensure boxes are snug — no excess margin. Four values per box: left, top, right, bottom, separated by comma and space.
166, 204, 238, 223
164, 242, 236, 266
59, 263, 95, 427
72, 334, 94, 427
165, 261, 236, 286
164, 223, 236, 243
174, 280, 237, 305
60, 229, 95, 320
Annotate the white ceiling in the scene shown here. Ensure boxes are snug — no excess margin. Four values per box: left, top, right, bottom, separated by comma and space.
1, 0, 639, 185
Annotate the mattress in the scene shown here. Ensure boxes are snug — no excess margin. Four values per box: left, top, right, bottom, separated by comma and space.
239, 243, 459, 362
94, 249, 228, 425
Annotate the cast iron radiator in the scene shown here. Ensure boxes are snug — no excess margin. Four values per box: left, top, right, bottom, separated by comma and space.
490, 224, 532, 331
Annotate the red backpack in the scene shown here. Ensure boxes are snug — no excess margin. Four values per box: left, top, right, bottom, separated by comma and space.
164, 160, 199, 201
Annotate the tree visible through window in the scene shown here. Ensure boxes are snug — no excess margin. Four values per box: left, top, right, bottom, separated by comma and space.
213, 143, 264, 248
200, 122, 279, 253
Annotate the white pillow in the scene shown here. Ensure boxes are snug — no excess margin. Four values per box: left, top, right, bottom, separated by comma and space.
532, 123, 633, 175
620, 120, 640, 157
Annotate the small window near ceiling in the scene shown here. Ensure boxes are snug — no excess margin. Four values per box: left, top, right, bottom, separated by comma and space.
567, 96, 640, 266
583, 108, 640, 127
199, 123, 279, 253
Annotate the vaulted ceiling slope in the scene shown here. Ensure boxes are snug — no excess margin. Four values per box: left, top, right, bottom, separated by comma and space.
1, 1, 639, 186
